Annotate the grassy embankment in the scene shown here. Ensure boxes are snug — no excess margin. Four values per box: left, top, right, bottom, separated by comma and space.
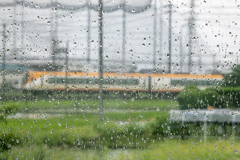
1, 99, 178, 112
0, 111, 166, 159
3, 139, 240, 159
1, 106, 239, 159
1, 99, 238, 159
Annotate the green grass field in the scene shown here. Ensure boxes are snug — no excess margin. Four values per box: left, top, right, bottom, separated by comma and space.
2, 140, 240, 159
0, 98, 238, 159
0, 99, 178, 112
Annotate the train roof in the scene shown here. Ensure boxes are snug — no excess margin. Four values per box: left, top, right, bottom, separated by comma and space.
26, 71, 223, 80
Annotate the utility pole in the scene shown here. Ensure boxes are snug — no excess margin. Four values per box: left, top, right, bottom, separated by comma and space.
51, 0, 55, 70
51, 0, 59, 71
98, 0, 104, 122
159, 0, 163, 71
212, 53, 215, 72
153, 0, 157, 70
87, 7, 91, 63
21, 2, 24, 59
122, 0, 126, 71
188, 0, 195, 74
168, 2, 172, 74
180, 27, 183, 73
2, 24, 7, 100
13, 0, 17, 60
65, 42, 69, 90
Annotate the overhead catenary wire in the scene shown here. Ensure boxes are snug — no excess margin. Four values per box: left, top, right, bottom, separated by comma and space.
0, 1, 152, 13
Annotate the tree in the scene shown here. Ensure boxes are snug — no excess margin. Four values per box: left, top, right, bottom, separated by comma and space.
223, 64, 240, 87
0, 105, 21, 152
177, 85, 224, 110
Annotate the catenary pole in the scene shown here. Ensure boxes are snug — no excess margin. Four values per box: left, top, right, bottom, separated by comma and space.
87, 7, 91, 63
2, 24, 7, 100
159, 0, 163, 71
65, 42, 69, 90
188, 0, 195, 73
98, 0, 104, 121
13, 0, 17, 59
180, 26, 183, 73
168, 2, 172, 73
122, 0, 126, 71
21, 3, 24, 56
50, 0, 55, 71
153, 0, 157, 70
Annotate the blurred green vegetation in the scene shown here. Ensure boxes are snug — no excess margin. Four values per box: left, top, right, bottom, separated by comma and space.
177, 85, 240, 109
0, 103, 21, 152
1, 139, 239, 159
0, 99, 178, 113
223, 64, 240, 87
0, 104, 239, 159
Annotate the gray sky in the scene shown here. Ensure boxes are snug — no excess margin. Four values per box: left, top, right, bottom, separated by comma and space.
0, 0, 239, 73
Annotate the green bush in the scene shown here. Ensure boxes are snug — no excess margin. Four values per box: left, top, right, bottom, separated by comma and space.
95, 122, 145, 139
94, 121, 149, 148
177, 85, 201, 110
0, 133, 21, 152
217, 87, 240, 108
0, 104, 19, 124
151, 113, 170, 136
42, 131, 77, 148
177, 85, 224, 109
198, 88, 224, 108
151, 112, 182, 137
223, 65, 240, 87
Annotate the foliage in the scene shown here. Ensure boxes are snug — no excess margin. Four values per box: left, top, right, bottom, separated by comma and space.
177, 85, 224, 109
216, 87, 240, 108
0, 104, 19, 124
94, 121, 149, 148
151, 112, 179, 137
177, 85, 201, 109
198, 88, 224, 108
0, 133, 21, 152
223, 64, 240, 87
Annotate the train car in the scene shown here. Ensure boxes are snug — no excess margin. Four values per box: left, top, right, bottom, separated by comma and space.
22, 71, 149, 92
151, 74, 223, 92
22, 71, 223, 93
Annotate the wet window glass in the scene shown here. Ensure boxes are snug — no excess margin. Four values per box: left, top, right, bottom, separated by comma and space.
0, 0, 239, 159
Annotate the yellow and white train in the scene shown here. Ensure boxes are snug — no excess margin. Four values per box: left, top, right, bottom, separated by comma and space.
22, 71, 223, 92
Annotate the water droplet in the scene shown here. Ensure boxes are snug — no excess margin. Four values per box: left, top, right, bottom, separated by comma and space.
235, 149, 238, 154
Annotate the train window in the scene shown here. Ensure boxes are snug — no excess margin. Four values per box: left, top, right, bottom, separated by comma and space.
114, 79, 123, 85
171, 79, 181, 85
127, 79, 139, 85
113, 79, 138, 85
207, 80, 215, 86
71, 78, 87, 84
103, 78, 114, 85
89, 78, 98, 84
217, 81, 223, 85
48, 78, 59, 84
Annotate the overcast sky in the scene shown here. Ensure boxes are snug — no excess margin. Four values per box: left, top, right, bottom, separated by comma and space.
0, 0, 239, 73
